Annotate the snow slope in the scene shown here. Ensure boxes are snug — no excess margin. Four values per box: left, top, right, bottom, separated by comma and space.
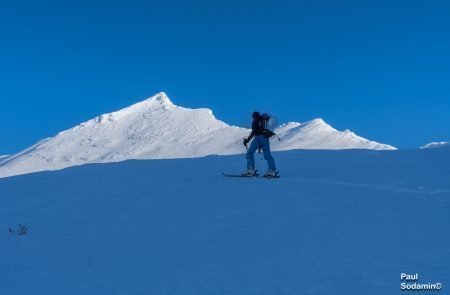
0, 92, 395, 178
421, 141, 449, 149
0, 155, 8, 160
1, 148, 449, 294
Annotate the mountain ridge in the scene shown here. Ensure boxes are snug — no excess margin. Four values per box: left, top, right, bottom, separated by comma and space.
421, 141, 449, 149
0, 92, 396, 178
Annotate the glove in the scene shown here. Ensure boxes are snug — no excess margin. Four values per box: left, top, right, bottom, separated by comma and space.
243, 138, 250, 146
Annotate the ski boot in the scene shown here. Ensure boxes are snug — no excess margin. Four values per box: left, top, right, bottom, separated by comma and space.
263, 169, 278, 178
242, 168, 257, 177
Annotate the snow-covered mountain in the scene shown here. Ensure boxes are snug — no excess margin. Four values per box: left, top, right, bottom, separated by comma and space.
0, 92, 395, 178
420, 141, 449, 149
0, 155, 9, 159
273, 120, 394, 150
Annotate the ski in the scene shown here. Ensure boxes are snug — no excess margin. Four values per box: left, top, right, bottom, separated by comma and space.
262, 171, 280, 179
222, 170, 280, 178
222, 170, 259, 178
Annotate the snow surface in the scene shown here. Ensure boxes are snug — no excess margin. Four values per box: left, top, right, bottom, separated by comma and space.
0, 155, 9, 159
0, 92, 395, 178
1, 148, 449, 294
421, 141, 449, 149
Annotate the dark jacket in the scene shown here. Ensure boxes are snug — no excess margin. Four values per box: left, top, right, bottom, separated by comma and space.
247, 119, 262, 141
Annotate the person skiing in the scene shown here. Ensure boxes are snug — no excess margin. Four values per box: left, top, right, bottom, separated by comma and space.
242, 111, 277, 177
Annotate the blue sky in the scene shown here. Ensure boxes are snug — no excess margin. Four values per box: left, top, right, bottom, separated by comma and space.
1, 0, 449, 153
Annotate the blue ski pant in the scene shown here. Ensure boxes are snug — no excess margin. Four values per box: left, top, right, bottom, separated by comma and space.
246, 135, 276, 171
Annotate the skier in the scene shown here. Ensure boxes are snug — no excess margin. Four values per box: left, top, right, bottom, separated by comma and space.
242, 111, 277, 177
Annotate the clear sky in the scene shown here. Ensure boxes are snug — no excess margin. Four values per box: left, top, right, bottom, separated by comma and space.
1, 0, 449, 153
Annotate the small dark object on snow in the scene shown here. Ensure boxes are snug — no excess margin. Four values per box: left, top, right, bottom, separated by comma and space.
18, 224, 28, 235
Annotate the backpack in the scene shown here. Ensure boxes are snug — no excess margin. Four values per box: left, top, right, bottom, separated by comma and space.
259, 113, 276, 138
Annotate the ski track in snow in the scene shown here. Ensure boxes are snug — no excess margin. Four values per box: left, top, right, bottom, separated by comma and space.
285, 177, 450, 195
